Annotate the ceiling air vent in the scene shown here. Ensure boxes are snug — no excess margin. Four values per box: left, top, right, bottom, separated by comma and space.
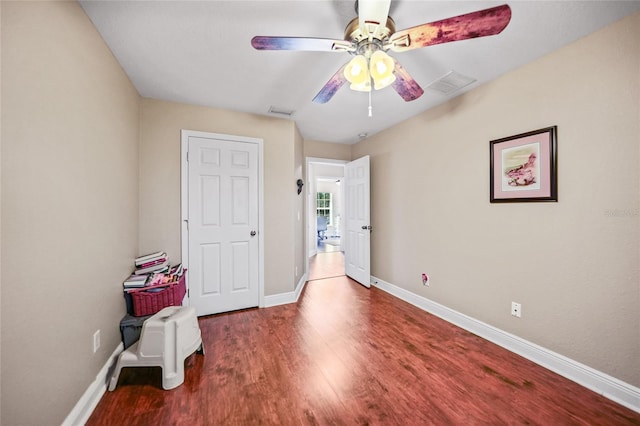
427, 71, 477, 95
268, 106, 295, 117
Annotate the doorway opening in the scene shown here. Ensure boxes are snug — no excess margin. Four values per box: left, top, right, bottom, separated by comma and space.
306, 158, 346, 281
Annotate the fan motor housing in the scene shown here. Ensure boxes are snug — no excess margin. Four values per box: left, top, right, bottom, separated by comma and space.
344, 16, 396, 47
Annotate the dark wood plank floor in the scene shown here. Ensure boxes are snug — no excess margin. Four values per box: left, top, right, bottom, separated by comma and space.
89, 276, 640, 425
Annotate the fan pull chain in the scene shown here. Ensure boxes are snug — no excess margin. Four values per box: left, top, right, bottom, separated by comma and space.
368, 90, 372, 117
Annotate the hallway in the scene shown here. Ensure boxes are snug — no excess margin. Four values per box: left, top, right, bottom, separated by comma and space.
309, 231, 344, 282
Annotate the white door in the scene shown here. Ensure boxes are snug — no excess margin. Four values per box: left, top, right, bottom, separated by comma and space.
344, 155, 371, 287
184, 133, 260, 316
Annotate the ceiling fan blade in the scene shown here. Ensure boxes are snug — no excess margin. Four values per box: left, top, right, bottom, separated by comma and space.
391, 60, 424, 102
312, 63, 349, 104
358, 0, 391, 39
388, 4, 512, 53
251, 36, 353, 52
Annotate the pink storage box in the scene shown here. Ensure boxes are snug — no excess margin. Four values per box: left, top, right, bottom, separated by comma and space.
127, 274, 186, 317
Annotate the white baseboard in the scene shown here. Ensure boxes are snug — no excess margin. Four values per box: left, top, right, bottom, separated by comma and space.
263, 273, 308, 308
63, 342, 124, 426
371, 275, 640, 414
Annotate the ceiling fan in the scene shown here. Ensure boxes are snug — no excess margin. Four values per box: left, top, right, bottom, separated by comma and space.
251, 1, 511, 105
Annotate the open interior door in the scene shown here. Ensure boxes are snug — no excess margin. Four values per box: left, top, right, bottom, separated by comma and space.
344, 155, 371, 287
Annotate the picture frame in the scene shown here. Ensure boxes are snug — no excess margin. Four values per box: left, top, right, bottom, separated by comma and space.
490, 126, 557, 203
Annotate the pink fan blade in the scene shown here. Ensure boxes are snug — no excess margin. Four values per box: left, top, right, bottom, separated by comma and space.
391, 61, 424, 102
312, 63, 348, 104
251, 36, 352, 52
388, 4, 511, 53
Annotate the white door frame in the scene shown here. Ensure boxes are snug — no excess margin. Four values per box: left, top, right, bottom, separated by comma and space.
181, 129, 265, 308
305, 157, 348, 276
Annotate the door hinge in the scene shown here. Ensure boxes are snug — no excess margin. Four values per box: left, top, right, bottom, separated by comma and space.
186, 151, 189, 162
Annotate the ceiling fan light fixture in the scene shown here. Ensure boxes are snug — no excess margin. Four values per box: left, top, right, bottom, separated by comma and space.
344, 55, 371, 92
350, 81, 372, 92
369, 50, 396, 90
252, 4, 512, 104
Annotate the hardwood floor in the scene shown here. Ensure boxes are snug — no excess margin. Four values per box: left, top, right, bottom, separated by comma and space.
308, 251, 345, 281
89, 277, 640, 425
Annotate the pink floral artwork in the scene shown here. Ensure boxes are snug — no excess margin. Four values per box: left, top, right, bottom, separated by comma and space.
490, 126, 557, 203
501, 143, 541, 191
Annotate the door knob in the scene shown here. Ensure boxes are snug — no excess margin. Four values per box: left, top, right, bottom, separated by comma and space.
250, 230, 257, 237
361, 225, 372, 231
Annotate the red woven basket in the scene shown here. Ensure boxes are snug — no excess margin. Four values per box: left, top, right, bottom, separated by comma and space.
129, 274, 186, 317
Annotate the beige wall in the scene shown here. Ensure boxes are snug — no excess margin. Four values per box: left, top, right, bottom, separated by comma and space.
304, 139, 352, 161
139, 98, 299, 296
0, 1, 3, 418
1, 2, 140, 424
353, 13, 640, 386
294, 127, 305, 284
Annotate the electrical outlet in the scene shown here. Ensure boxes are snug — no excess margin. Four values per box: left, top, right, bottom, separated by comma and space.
422, 273, 430, 286
511, 302, 522, 318
93, 330, 101, 353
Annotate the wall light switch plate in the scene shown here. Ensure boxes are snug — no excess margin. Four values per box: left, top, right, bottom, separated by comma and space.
93, 329, 101, 353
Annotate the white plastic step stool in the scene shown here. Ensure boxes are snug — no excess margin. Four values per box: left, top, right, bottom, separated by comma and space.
109, 306, 203, 391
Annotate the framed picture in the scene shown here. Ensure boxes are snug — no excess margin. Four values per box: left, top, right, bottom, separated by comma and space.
490, 126, 557, 203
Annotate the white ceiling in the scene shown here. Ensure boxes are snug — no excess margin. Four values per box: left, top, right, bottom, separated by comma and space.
80, 1, 640, 145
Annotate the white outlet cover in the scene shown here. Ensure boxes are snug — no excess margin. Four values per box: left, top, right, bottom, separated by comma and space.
511, 302, 522, 317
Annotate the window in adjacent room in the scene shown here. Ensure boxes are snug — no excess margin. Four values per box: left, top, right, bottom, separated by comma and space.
316, 192, 332, 225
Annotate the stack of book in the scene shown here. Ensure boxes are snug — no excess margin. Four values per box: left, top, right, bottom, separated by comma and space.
169, 263, 184, 277
134, 251, 169, 275
122, 273, 150, 290
122, 250, 185, 292
143, 263, 185, 290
